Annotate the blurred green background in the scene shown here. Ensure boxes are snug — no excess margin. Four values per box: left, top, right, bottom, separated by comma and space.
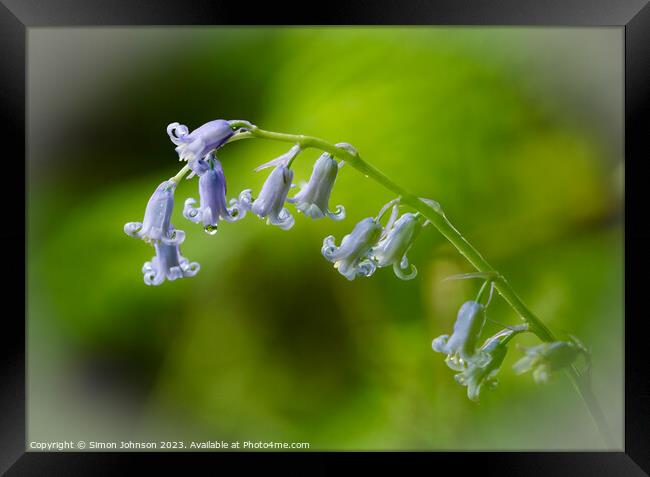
27, 27, 623, 450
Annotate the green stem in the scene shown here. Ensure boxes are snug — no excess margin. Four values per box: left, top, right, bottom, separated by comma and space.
476, 280, 492, 305
170, 164, 191, 184
232, 123, 614, 447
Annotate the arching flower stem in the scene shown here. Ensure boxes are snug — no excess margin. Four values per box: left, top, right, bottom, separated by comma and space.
225, 122, 614, 447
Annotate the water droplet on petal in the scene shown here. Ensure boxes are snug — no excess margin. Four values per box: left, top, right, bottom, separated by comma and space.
204, 224, 218, 235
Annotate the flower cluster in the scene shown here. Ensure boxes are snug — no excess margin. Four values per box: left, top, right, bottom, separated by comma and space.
432, 299, 523, 402
127, 119, 405, 285
124, 180, 198, 285
454, 332, 511, 402
124, 120, 246, 285
322, 202, 427, 281
124, 118, 597, 424
431, 273, 589, 402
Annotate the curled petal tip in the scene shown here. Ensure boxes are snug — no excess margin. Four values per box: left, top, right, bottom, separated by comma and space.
321, 235, 338, 260
327, 205, 346, 221
124, 222, 143, 238
393, 262, 417, 280
143, 272, 162, 286
356, 258, 377, 278
237, 189, 253, 211
161, 228, 185, 245
167, 265, 184, 281
271, 208, 295, 230
225, 200, 247, 222
432, 335, 450, 353
183, 198, 201, 223
167, 122, 189, 146
182, 261, 200, 277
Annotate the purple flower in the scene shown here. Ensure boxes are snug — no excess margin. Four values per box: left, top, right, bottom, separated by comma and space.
236, 146, 302, 230
432, 301, 486, 371
241, 163, 295, 231
454, 335, 508, 402
183, 154, 246, 234
371, 212, 423, 280
288, 153, 345, 220
124, 180, 184, 244
321, 218, 383, 280
167, 119, 234, 163
142, 230, 200, 286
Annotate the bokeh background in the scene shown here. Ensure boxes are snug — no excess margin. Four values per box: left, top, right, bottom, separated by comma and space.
27, 27, 623, 450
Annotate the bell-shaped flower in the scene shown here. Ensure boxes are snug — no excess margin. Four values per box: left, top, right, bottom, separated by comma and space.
371, 212, 423, 280
124, 180, 184, 245
183, 154, 246, 234
288, 152, 345, 220
454, 334, 509, 402
322, 218, 383, 280
236, 146, 301, 230
141, 229, 200, 286
241, 164, 295, 230
167, 119, 234, 163
432, 301, 486, 371
513, 340, 582, 384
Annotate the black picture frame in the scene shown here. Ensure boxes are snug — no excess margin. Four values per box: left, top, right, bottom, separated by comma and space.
3, 0, 648, 474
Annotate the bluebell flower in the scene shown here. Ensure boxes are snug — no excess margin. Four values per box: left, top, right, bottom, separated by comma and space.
236, 146, 301, 230
432, 301, 486, 371
288, 152, 345, 220
322, 218, 383, 280
454, 334, 509, 402
240, 165, 294, 230
183, 153, 246, 234
142, 229, 200, 286
124, 180, 184, 244
167, 119, 234, 163
371, 212, 423, 280
513, 340, 582, 384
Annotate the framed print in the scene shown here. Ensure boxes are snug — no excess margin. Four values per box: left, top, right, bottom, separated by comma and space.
3, 0, 649, 474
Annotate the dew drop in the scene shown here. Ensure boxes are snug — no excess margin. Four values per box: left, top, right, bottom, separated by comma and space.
204, 224, 218, 235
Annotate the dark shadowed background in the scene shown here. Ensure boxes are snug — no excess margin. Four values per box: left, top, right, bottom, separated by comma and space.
27, 27, 623, 450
